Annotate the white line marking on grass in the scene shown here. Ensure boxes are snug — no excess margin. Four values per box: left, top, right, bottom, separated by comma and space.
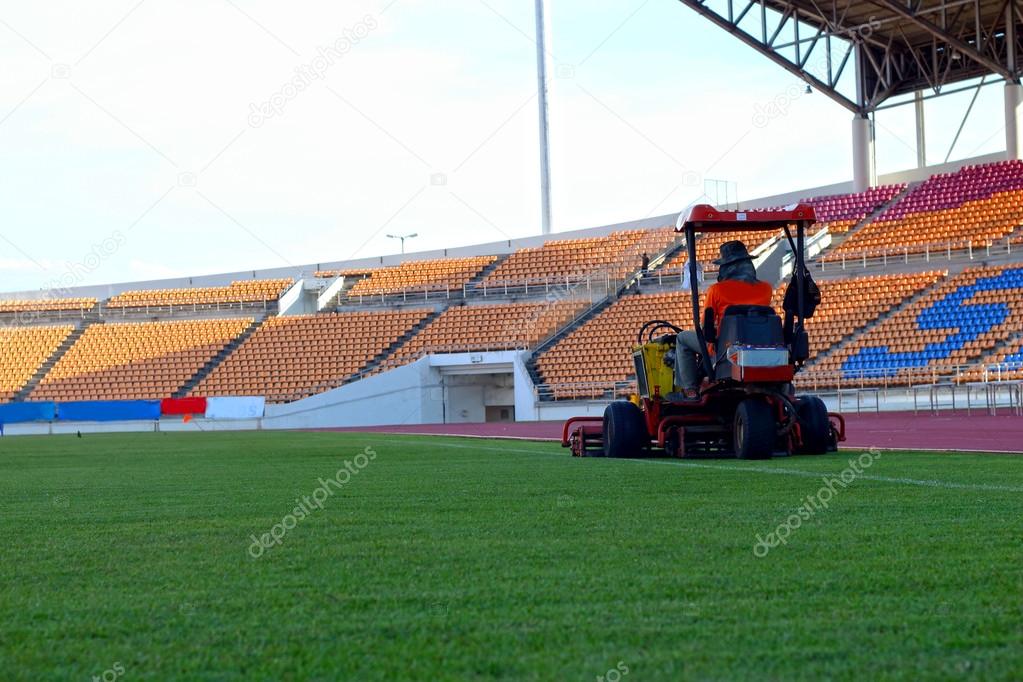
345, 427, 1023, 454
629, 460, 1023, 493
426, 441, 1023, 494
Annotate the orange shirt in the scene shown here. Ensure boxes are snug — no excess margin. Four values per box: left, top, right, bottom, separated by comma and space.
705, 279, 774, 331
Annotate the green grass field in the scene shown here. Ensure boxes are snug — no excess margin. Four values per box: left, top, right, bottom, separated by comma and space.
1, 431, 1020, 681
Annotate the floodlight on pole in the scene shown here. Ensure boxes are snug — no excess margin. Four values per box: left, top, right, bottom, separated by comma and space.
386, 232, 418, 254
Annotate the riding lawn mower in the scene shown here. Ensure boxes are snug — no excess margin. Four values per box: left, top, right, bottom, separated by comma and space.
562, 204, 846, 459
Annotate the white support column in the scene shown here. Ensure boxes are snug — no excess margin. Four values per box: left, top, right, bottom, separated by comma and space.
1007, 84, 1023, 160
851, 115, 874, 192
914, 91, 927, 167
1007, 3, 1021, 160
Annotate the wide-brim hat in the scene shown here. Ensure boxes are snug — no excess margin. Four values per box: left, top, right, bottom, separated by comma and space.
713, 240, 754, 267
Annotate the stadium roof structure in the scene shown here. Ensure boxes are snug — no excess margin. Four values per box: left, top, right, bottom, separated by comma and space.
676, 0, 1019, 112
676, 0, 1023, 187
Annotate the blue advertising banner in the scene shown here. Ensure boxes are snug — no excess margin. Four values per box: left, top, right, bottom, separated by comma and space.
0, 401, 56, 424
56, 400, 161, 422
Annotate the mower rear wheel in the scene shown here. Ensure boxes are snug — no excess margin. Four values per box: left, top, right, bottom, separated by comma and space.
734, 399, 775, 460
794, 396, 831, 455
603, 401, 647, 458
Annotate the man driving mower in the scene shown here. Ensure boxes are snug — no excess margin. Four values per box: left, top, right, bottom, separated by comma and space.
672, 240, 773, 399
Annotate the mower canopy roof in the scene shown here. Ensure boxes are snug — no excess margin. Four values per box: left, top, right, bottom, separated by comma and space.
676, 204, 817, 233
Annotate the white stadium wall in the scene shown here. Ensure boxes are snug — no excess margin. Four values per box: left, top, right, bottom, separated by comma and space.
257, 351, 538, 430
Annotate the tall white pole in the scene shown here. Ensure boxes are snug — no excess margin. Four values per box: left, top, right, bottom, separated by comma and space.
535, 0, 553, 235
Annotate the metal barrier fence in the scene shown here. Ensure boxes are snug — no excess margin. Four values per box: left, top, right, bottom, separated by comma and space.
819, 234, 1023, 271
339, 271, 636, 307
824, 381, 1023, 416
533, 375, 1023, 416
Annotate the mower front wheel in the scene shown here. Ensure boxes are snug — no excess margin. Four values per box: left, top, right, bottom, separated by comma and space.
794, 396, 831, 455
603, 401, 647, 458
734, 399, 775, 460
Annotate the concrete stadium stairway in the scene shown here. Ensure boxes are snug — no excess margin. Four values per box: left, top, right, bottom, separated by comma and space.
14, 321, 95, 402
821, 183, 918, 252
524, 295, 619, 389
462, 253, 510, 292
804, 271, 950, 369
523, 238, 688, 393
352, 309, 444, 378
324, 274, 371, 309
175, 317, 266, 398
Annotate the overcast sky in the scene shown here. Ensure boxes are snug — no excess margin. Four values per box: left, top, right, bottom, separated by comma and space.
0, 0, 1006, 293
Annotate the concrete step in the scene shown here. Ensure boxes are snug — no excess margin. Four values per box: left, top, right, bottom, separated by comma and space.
173, 317, 265, 398
352, 308, 444, 379
14, 321, 96, 402
824, 182, 919, 252
806, 271, 950, 369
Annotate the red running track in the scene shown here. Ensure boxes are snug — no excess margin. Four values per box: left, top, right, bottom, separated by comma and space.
319, 411, 1023, 453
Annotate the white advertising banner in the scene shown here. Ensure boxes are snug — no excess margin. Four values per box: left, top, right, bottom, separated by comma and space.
205, 396, 266, 420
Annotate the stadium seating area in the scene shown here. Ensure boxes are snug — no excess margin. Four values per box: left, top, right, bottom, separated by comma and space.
5, 160, 1023, 411
344, 256, 497, 297
832, 161, 1023, 257
192, 310, 431, 403
105, 279, 292, 309
31, 318, 253, 401
535, 291, 693, 399
967, 336, 1023, 381
775, 271, 945, 360
808, 265, 1023, 386
533, 272, 945, 398
0, 325, 74, 403
660, 229, 778, 273
377, 300, 585, 372
802, 184, 906, 235
0, 298, 96, 314
314, 267, 376, 279
483, 228, 677, 287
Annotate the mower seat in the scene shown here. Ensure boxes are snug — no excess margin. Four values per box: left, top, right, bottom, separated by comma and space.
713, 305, 786, 380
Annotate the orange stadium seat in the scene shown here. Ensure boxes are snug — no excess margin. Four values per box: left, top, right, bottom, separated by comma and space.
535, 292, 695, 399
31, 319, 253, 402
832, 161, 1023, 258
660, 229, 778, 275
534, 272, 943, 399
0, 298, 96, 314
483, 228, 677, 287
805, 264, 1023, 388
105, 279, 293, 309
965, 336, 1023, 382
772, 271, 944, 361
192, 310, 432, 403
347, 257, 496, 297
314, 267, 376, 278
376, 300, 586, 372
802, 184, 905, 235
0, 325, 75, 403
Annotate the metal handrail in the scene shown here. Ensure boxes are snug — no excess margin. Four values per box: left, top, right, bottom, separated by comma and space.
819, 233, 1023, 270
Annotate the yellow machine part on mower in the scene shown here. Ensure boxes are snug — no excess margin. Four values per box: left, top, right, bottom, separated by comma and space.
632, 341, 675, 399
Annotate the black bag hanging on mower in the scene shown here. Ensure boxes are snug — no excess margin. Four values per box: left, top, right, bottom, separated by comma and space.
783, 267, 821, 362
